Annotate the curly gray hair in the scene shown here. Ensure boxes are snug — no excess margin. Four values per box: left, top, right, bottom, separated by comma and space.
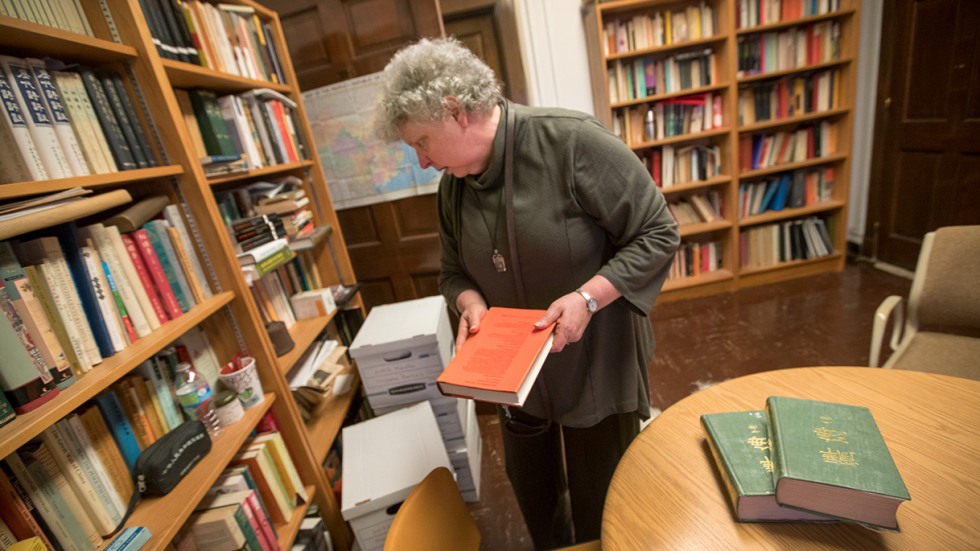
374, 37, 503, 142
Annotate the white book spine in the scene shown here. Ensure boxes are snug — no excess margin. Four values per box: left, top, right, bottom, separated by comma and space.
34, 260, 92, 372
4, 453, 89, 551
163, 204, 213, 299
63, 415, 127, 520
0, 56, 73, 179
43, 241, 102, 366
0, 63, 48, 181
59, 71, 117, 173
81, 244, 127, 351
81, 223, 154, 337
40, 423, 117, 536
27, 59, 91, 176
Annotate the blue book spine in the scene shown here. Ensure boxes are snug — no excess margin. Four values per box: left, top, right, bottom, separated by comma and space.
770, 174, 792, 211
53, 222, 114, 358
94, 389, 141, 471
140, 222, 191, 312
105, 526, 151, 551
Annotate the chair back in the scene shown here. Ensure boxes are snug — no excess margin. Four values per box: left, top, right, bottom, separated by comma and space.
384, 467, 481, 551
910, 226, 980, 330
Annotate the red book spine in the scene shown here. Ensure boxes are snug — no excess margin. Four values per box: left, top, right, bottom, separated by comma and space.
270, 100, 298, 162
120, 233, 169, 324
244, 490, 281, 551
132, 230, 182, 320
0, 470, 57, 549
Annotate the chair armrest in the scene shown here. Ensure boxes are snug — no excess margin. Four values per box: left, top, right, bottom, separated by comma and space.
870, 295, 905, 367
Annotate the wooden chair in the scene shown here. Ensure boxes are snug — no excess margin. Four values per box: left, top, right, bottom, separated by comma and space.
384, 466, 601, 551
870, 225, 980, 379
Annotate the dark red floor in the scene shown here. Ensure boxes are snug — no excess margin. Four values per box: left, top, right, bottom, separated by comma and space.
467, 261, 912, 550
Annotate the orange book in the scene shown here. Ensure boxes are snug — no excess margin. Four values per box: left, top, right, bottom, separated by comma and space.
436, 307, 555, 406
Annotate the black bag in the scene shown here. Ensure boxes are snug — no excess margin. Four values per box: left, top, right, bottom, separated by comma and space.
134, 419, 212, 495
111, 420, 212, 535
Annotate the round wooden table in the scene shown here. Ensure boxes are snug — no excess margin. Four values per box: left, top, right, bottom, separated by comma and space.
602, 367, 980, 550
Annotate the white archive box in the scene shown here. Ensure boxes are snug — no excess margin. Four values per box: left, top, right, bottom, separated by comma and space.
349, 295, 454, 409
446, 398, 482, 502
372, 396, 470, 443
341, 401, 453, 551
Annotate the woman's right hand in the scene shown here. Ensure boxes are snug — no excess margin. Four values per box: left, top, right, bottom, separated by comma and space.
455, 290, 488, 353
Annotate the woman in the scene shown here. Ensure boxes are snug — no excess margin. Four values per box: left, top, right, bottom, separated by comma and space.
376, 37, 679, 548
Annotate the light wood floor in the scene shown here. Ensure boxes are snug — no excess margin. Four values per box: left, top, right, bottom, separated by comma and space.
468, 260, 913, 550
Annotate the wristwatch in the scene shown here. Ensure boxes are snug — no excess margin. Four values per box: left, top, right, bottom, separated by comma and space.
575, 289, 598, 314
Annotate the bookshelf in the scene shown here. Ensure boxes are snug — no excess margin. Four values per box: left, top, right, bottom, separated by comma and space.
583, 0, 859, 300
0, 1, 362, 549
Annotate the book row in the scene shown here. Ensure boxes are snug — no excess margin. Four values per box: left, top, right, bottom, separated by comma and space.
735, 0, 842, 29
613, 93, 724, 146
739, 166, 834, 217
737, 68, 841, 125
739, 215, 835, 269
668, 191, 724, 226
0, 0, 95, 36
646, 143, 723, 189
667, 239, 722, 281
701, 396, 909, 530
608, 48, 718, 104
602, 1, 717, 55
141, 0, 286, 85
736, 20, 841, 78
2, 389, 308, 551
0, 196, 215, 414
738, 121, 838, 171
0, 56, 158, 184
175, 87, 308, 174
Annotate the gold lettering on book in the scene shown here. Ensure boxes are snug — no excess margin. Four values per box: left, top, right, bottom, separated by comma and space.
747, 436, 770, 452
820, 448, 859, 467
760, 456, 774, 473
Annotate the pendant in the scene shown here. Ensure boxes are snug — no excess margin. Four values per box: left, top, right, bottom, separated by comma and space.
492, 249, 507, 273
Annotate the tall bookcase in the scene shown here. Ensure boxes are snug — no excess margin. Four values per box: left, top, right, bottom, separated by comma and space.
584, 0, 859, 301
0, 1, 362, 549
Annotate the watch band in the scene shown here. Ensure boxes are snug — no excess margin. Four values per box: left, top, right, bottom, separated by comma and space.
575, 289, 598, 314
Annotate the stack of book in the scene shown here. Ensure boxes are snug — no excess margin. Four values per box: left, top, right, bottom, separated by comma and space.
0, 56, 158, 184
0, 195, 215, 414
701, 396, 911, 531
0, 331, 224, 549
285, 337, 351, 422
175, 87, 306, 174
0, 0, 96, 36
178, 431, 310, 550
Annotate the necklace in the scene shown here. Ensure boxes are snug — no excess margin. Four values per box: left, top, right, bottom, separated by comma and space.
471, 185, 507, 273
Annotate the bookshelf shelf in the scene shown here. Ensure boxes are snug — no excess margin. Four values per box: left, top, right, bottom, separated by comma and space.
611, 83, 731, 109
0, 292, 235, 457
659, 175, 733, 196
737, 57, 855, 83
584, 0, 859, 294
739, 199, 845, 227
276, 315, 335, 376
0, 15, 138, 62
0, 166, 185, 200
661, 267, 734, 292
738, 107, 851, 133
740, 153, 847, 179
207, 161, 315, 187
1, 1, 362, 549
606, 34, 727, 61
306, 369, 361, 465
123, 393, 277, 547
162, 58, 293, 94
733, 8, 857, 35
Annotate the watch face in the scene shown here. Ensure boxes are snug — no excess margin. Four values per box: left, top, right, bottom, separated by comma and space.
587, 298, 598, 313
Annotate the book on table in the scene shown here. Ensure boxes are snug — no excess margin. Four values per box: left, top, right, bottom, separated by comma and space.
766, 396, 911, 531
436, 307, 554, 407
701, 410, 833, 523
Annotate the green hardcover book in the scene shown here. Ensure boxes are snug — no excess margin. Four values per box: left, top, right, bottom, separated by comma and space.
766, 396, 911, 531
187, 89, 238, 157
0, 390, 14, 427
701, 410, 831, 522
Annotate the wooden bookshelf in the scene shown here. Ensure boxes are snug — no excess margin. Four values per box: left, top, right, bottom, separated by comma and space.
0, 0, 362, 549
583, 0, 859, 298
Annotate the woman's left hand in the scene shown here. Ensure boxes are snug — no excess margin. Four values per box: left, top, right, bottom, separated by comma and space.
534, 292, 594, 353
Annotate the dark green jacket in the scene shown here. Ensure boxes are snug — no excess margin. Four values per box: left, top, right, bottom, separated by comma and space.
438, 101, 679, 427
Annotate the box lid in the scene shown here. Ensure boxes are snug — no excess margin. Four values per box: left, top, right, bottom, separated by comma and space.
341, 401, 452, 519
349, 296, 451, 359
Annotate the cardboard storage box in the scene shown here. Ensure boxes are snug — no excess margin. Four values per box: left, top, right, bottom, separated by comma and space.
341, 401, 452, 551
349, 296, 454, 409
446, 398, 482, 502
